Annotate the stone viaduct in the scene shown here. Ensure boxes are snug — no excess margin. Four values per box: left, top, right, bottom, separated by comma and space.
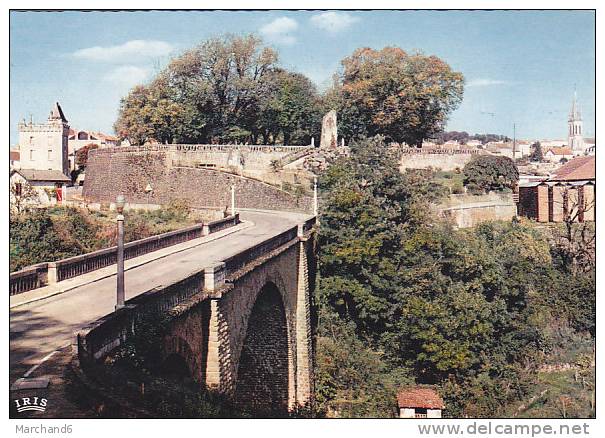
76, 216, 317, 413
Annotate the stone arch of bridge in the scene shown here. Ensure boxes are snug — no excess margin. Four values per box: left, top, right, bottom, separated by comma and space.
234, 281, 291, 413
161, 335, 197, 381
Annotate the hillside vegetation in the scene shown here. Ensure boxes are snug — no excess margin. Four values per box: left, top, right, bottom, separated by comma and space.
9, 201, 205, 272
314, 137, 595, 418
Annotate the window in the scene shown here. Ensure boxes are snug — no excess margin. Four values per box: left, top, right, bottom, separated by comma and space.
48, 136, 53, 146
29, 136, 34, 145
48, 149, 53, 161
414, 408, 428, 419
29, 150, 35, 160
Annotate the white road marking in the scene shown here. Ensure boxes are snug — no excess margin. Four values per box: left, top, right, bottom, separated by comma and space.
22, 341, 72, 378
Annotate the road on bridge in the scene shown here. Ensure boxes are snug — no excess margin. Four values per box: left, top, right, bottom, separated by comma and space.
9, 210, 312, 383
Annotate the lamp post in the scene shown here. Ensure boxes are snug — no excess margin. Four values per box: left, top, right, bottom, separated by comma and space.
230, 184, 236, 216
313, 176, 318, 217
115, 195, 126, 311
145, 183, 153, 205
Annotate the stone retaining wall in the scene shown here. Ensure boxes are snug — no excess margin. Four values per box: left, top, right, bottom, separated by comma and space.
400, 149, 483, 171
83, 149, 313, 213
438, 192, 517, 228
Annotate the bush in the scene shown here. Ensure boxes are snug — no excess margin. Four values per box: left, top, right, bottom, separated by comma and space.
10, 209, 79, 271
451, 180, 465, 194
164, 198, 191, 221
463, 155, 518, 194
315, 312, 412, 418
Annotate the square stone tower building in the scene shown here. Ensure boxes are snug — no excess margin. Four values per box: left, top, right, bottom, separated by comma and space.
18, 102, 70, 177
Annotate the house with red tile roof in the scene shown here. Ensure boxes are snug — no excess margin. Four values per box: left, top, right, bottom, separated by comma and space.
518, 156, 595, 223
544, 146, 574, 163
397, 386, 445, 418
551, 155, 595, 182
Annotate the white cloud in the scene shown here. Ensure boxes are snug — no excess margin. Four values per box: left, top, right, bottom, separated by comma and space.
72, 40, 173, 63
103, 65, 150, 86
310, 12, 360, 34
260, 17, 299, 45
466, 78, 509, 88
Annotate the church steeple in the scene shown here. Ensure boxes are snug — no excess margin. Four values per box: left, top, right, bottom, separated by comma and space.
569, 90, 582, 122
567, 89, 584, 155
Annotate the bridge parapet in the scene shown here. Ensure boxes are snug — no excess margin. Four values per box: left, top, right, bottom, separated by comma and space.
10, 214, 239, 295
224, 227, 298, 275
9, 263, 48, 295
77, 269, 210, 364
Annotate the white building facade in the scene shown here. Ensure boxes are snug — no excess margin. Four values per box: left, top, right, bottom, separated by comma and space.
18, 102, 70, 176
11, 102, 71, 208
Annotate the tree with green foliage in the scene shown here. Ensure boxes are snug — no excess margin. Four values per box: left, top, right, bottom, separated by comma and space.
325, 47, 464, 146
530, 141, 544, 162
463, 155, 519, 194
315, 311, 412, 418
10, 209, 79, 271
114, 34, 321, 146
257, 69, 322, 145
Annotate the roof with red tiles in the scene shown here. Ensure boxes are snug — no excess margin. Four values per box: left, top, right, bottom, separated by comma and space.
68, 129, 118, 142
551, 155, 595, 181
546, 147, 573, 156
397, 386, 444, 409
94, 131, 119, 141
10, 150, 20, 161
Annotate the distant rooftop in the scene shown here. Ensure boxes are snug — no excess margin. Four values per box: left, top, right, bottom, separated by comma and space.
551, 155, 595, 181
397, 386, 444, 410
546, 147, 573, 155
12, 168, 70, 182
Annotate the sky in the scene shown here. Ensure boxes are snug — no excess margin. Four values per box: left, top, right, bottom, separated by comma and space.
9, 10, 595, 146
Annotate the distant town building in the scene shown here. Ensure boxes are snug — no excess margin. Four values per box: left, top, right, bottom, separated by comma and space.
397, 386, 445, 418
518, 155, 595, 223
540, 92, 592, 156
485, 141, 529, 159
583, 137, 596, 156
516, 141, 531, 157
11, 102, 71, 207
543, 147, 574, 163
540, 140, 567, 149
585, 144, 595, 156
18, 102, 70, 176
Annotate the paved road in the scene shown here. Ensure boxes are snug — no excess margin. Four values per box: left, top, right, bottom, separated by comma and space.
10, 210, 311, 379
